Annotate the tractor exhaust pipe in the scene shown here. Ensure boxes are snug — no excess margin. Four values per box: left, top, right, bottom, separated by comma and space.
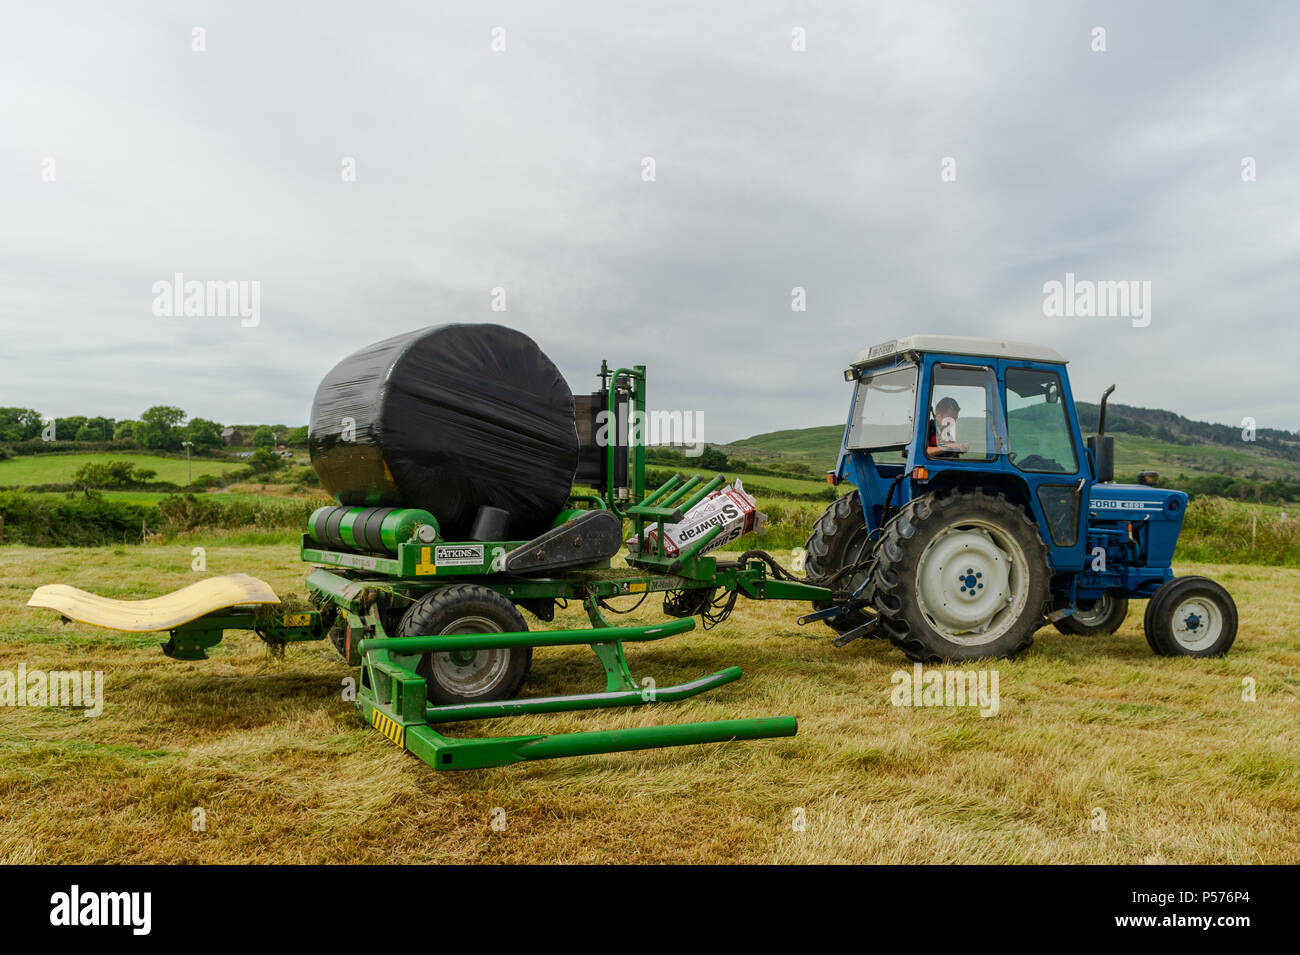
1088, 385, 1117, 483
1096, 384, 1116, 436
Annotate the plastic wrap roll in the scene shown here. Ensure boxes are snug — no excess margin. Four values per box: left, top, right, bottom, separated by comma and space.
309, 324, 579, 540
308, 505, 439, 554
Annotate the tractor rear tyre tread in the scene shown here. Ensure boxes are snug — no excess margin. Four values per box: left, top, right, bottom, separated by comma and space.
397, 584, 533, 706
869, 488, 1051, 662
803, 492, 875, 635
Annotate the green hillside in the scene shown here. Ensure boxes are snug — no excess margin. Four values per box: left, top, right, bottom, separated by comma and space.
726, 425, 845, 460
0, 452, 247, 487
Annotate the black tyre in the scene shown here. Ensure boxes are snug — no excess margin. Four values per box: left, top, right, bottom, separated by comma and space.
1054, 593, 1129, 636
803, 492, 875, 635
1142, 586, 1162, 643
870, 488, 1051, 661
397, 584, 532, 705
1143, 576, 1237, 657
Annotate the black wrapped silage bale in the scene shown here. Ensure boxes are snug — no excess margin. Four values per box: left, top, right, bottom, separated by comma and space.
308, 324, 579, 541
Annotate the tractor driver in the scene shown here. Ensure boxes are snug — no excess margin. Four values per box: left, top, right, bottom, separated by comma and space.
927, 396, 970, 457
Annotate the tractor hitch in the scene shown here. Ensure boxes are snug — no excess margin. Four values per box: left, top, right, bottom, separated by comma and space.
832, 617, 879, 647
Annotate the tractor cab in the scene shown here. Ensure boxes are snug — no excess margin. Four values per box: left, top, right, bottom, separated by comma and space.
809, 334, 1235, 662
833, 335, 1095, 569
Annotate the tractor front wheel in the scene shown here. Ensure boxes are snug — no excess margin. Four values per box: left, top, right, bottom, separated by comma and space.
1054, 593, 1129, 636
397, 584, 533, 705
1143, 576, 1237, 657
870, 489, 1051, 661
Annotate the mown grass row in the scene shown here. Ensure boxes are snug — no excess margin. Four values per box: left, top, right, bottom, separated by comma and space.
4, 543, 1297, 864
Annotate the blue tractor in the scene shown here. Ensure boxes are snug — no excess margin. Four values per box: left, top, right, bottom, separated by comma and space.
804, 335, 1238, 661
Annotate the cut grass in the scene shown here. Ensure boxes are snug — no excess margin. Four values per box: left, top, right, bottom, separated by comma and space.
1, 543, 1297, 863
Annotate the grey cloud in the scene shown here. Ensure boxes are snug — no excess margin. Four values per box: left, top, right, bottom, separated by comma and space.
2, 0, 1297, 442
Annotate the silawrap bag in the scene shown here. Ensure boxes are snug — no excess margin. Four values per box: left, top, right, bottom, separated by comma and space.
629, 479, 767, 558
309, 324, 579, 540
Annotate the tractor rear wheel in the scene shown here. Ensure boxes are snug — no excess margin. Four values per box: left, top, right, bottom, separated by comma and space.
803, 492, 875, 635
1054, 593, 1129, 636
1143, 576, 1237, 657
397, 584, 533, 706
870, 488, 1051, 661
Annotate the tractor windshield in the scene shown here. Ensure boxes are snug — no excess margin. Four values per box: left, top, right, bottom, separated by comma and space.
846, 364, 918, 450
1005, 367, 1079, 473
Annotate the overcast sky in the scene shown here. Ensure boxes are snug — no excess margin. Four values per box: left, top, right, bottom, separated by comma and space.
3, 1, 1298, 442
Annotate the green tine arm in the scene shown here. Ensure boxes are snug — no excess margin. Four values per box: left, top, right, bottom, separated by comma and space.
640, 473, 683, 506
669, 523, 724, 571
425, 666, 744, 722
660, 474, 702, 507
675, 473, 726, 513
359, 617, 695, 655
404, 715, 799, 770
510, 717, 798, 762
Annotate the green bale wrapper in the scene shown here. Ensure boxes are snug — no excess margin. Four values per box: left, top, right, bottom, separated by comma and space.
308, 505, 439, 554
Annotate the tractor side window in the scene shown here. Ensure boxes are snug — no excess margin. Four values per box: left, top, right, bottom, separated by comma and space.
926, 364, 995, 460
1036, 484, 1081, 546
1005, 368, 1079, 473
845, 364, 918, 450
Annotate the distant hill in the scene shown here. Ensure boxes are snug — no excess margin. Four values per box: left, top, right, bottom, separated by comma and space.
1074, 403, 1300, 460
724, 425, 845, 460
716, 402, 1300, 482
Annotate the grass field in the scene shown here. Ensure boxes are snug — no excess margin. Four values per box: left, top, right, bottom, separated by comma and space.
0, 453, 247, 486
1, 542, 1297, 864
29, 489, 324, 505
724, 471, 837, 495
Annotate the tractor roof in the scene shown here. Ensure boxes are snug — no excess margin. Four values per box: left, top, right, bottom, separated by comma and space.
852, 335, 1067, 369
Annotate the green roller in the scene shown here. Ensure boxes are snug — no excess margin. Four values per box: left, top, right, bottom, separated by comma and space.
308, 505, 439, 554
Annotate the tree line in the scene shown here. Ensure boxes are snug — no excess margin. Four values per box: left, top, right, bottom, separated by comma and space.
0, 406, 308, 451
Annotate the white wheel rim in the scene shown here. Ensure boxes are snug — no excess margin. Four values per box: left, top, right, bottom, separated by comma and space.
428, 614, 511, 696
915, 518, 1029, 646
1170, 597, 1222, 651
1073, 594, 1114, 627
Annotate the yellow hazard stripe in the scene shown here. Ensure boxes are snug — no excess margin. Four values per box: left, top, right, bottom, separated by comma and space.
370, 708, 405, 749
